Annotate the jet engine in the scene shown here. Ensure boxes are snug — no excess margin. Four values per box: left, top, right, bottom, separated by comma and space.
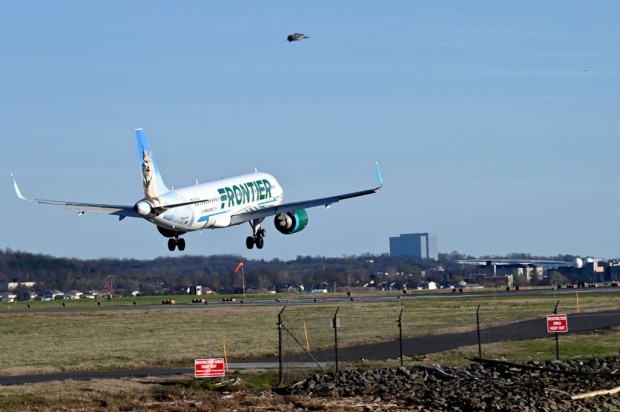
274, 210, 308, 234
133, 200, 152, 216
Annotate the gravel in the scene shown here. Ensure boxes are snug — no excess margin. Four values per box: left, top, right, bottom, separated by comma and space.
286, 358, 620, 411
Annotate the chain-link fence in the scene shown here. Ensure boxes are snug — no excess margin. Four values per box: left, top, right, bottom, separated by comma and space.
278, 303, 405, 383
277, 294, 620, 384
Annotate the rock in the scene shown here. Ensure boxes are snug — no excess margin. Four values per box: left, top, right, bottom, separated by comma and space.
286, 357, 620, 411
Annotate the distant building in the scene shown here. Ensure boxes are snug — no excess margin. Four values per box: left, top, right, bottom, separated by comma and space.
557, 258, 608, 283
0, 292, 17, 302
65, 290, 83, 300
6, 282, 36, 291
389, 233, 438, 260
485, 264, 543, 284
40, 290, 64, 301
187, 286, 203, 296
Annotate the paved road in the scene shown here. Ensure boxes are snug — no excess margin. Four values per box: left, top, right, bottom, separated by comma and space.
0, 309, 618, 385
315, 309, 620, 362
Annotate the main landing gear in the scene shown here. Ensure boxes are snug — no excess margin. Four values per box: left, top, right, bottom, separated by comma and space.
246, 219, 266, 249
167, 236, 186, 251
157, 227, 186, 252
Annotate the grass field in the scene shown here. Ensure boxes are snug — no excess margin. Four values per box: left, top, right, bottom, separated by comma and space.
0, 288, 618, 376
0, 290, 618, 411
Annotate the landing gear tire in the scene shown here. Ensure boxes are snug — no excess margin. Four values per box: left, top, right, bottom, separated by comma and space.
167, 237, 185, 251
168, 238, 176, 251
247, 219, 266, 249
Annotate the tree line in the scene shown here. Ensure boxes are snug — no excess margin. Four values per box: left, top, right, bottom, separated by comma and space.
0, 249, 584, 297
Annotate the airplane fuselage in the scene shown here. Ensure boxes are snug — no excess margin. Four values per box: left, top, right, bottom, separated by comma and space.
138, 172, 283, 233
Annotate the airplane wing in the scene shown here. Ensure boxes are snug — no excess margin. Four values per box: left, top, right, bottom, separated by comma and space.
11, 175, 138, 219
229, 162, 383, 225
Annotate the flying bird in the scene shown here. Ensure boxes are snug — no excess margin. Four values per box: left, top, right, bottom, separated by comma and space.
287, 33, 309, 42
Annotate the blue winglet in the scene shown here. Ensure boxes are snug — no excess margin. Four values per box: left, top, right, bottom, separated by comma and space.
375, 162, 383, 188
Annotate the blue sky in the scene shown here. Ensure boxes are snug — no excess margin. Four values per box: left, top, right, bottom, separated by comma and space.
2, 2, 619, 261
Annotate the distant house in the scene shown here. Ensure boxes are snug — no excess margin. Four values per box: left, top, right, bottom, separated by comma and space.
0, 293, 17, 303
65, 290, 83, 300
5, 282, 36, 291
82, 290, 109, 299
81, 292, 97, 299
187, 286, 214, 296
40, 290, 65, 301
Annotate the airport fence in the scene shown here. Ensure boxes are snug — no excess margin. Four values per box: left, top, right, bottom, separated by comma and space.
277, 302, 404, 384
276, 292, 620, 384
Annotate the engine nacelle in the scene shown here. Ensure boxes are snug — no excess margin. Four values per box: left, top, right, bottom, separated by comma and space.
133, 200, 152, 216
274, 210, 309, 234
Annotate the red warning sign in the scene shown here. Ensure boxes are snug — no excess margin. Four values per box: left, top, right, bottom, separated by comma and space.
546, 314, 568, 333
194, 358, 226, 378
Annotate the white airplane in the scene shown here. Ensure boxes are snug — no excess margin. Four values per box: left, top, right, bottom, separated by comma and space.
12, 129, 383, 252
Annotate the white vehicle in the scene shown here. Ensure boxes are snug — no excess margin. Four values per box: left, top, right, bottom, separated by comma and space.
12, 129, 382, 252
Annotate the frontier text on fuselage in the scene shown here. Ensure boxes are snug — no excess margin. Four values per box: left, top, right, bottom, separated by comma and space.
217, 179, 273, 209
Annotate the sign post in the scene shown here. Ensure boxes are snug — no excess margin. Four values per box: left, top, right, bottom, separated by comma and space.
547, 305, 568, 361
194, 358, 226, 378
546, 314, 568, 333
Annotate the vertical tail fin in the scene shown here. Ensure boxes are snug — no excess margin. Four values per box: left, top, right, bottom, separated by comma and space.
135, 128, 169, 198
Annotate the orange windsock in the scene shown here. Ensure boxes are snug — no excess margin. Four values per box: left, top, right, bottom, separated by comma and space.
234, 262, 244, 273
